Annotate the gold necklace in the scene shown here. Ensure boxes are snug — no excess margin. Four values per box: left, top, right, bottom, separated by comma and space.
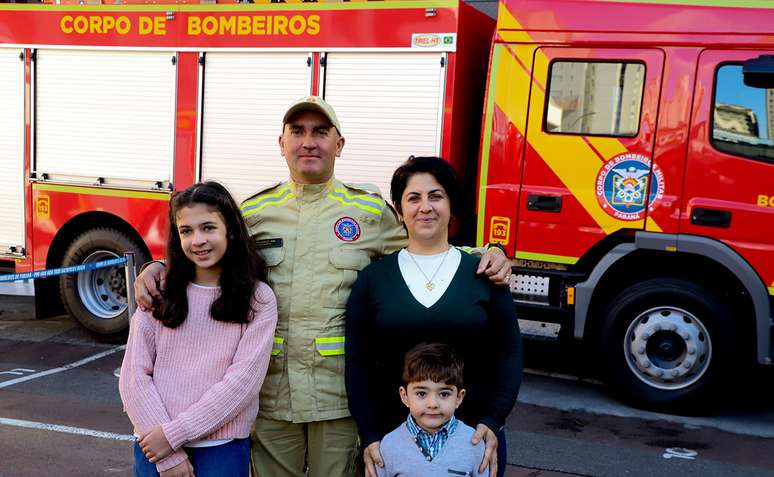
406, 246, 451, 292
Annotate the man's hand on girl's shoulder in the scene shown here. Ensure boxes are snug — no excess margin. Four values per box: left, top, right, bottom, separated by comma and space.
135, 261, 166, 311
476, 247, 512, 286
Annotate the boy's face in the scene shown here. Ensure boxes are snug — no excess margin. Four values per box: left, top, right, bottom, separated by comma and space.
399, 380, 465, 434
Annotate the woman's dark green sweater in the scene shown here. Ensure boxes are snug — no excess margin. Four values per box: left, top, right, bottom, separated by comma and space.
345, 250, 523, 447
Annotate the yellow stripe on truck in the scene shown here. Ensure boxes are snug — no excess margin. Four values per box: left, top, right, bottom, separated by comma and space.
515, 251, 579, 265
33, 183, 169, 201
476, 43, 537, 246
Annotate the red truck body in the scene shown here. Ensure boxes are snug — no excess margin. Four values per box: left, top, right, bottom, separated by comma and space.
478, 0, 774, 408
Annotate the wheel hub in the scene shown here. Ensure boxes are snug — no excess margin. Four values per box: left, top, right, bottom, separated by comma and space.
624, 306, 711, 390
76, 250, 127, 320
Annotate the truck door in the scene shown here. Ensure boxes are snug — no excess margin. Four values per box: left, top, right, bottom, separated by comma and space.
682, 49, 774, 296
517, 48, 663, 265
0, 48, 25, 257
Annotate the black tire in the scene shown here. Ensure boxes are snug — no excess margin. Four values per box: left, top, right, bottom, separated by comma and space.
598, 278, 737, 412
59, 227, 147, 341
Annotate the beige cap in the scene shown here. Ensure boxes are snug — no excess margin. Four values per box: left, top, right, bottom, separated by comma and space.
282, 96, 342, 135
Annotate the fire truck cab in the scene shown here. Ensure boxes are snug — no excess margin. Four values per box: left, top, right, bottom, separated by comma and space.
477, 0, 774, 409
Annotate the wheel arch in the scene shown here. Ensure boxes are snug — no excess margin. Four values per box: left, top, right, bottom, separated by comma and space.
574, 232, 770, 365
46, 211, 151, 270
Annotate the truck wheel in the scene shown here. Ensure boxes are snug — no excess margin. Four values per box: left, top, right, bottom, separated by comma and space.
59, 227, 147, 340
599, 278, 736, 411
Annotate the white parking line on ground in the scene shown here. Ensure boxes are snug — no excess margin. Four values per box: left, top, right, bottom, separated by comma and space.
0, 417, 134, 441
0, 368, 35, 376
0, 346, 125, 389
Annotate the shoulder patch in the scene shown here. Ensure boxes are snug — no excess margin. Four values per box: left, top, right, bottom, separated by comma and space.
242, 182, 284, 204
342, 182, 383, 197
241, 182, 294, 218
329, 182, 387, 217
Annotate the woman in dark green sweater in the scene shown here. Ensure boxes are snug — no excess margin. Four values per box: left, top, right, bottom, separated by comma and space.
345, 156, 522, 477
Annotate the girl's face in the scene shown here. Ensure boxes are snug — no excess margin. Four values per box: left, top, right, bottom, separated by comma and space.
176, 203, 228, 285
400, 173, 452, 246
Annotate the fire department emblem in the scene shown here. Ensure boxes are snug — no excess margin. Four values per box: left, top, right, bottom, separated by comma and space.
595, 153, 664, 221
334, 217, 361, 242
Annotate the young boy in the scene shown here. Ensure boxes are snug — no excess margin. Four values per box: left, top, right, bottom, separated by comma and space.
376, 342, 487, 477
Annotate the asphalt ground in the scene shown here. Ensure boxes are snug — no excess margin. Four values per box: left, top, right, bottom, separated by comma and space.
1, 304, 773, 476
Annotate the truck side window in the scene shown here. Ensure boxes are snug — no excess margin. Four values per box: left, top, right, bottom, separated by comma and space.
712, 63, 774, 162
545, 61, 645, 137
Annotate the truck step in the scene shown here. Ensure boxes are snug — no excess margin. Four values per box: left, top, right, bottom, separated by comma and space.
518, 319, 561, 341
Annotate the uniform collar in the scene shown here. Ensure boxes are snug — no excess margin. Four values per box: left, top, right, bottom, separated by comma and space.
287, 176, 336, 202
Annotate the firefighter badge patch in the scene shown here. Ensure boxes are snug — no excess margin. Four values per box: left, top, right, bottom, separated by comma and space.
595, 153, 664, 221
334, 217, 361, 242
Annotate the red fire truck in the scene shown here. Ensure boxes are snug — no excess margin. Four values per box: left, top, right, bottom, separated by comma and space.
477, 0, 774, 408
0, 0, 493, 334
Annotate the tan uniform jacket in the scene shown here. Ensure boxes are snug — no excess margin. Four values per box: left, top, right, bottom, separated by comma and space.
241, 177, 406, 423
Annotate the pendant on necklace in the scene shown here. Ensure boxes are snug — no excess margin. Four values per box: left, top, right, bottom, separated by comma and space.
425, 282, 435, 291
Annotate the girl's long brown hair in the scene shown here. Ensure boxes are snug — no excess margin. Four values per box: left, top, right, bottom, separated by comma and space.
153, 181, 268, 328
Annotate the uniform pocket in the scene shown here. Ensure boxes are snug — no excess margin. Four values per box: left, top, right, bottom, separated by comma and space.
313, 336, 347, 411
325, 248, 370, 308
260, 246, 285, 267
259, 246, 285, 285
259, 335, 285, 412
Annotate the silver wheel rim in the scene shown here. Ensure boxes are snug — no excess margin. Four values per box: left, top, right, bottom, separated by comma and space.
75, 250, 127, 320
624, 306, 711, 390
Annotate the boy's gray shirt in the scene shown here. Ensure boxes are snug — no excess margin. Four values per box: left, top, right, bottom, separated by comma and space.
376, 419, 487, 477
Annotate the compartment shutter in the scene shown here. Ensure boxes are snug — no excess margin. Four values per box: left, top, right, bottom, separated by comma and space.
323, 52, 445, 198
200, 52, 310, 204
35, 50, 176, 186
0, 49, 25, 253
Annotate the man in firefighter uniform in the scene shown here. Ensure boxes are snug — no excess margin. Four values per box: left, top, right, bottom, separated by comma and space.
243, 97, 408, 476
135, 96, 511, 477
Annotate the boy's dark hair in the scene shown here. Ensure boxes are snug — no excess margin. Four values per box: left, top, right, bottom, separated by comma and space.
153, 181, 268, 328
390, 156, 463, 219
402, 342, 464, 388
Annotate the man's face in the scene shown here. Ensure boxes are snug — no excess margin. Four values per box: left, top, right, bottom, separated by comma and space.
279, 110, 345, 184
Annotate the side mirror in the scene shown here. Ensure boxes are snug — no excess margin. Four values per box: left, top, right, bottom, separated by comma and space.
742, 55, 774, 89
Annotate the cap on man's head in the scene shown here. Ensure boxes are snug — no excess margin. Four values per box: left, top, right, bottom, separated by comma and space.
282, 96, 342, 135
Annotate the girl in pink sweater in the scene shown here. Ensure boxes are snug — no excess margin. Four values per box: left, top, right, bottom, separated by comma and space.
119, 181, 278, 477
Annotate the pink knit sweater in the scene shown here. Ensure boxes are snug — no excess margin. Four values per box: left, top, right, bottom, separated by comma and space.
119, 282, 277, 472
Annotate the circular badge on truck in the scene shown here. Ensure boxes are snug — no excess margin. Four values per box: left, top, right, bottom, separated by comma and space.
334, 217, 361, 242
595, 153, 664, 221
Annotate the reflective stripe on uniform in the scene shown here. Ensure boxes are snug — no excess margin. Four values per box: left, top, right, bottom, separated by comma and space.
241, 187, 296, 217
327, 188, 383, 216
272, 336, 285, 357
314, 336, 345, 356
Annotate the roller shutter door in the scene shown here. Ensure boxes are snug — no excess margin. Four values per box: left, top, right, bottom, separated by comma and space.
35, 50, 176, 186
0, 49, 25, 254
322, 52, 445, 199
200, 52, 310, 203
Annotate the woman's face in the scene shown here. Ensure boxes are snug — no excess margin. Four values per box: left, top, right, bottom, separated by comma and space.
400, 172, 452, 244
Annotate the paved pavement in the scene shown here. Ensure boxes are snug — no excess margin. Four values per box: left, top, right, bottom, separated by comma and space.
1, 299, 773, 477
